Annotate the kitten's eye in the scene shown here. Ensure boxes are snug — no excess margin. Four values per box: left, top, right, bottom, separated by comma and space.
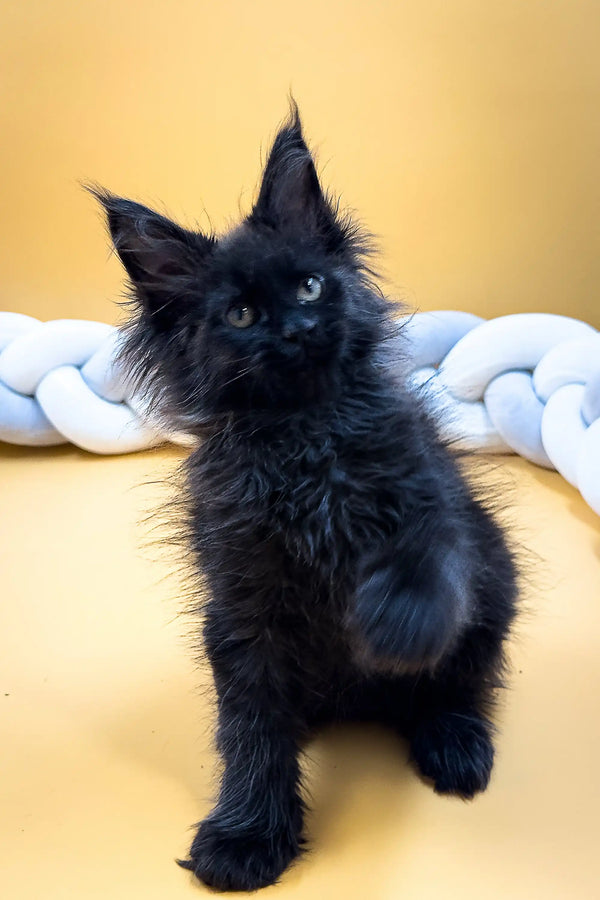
226, 305, 258, 328
296, 275, 324, 304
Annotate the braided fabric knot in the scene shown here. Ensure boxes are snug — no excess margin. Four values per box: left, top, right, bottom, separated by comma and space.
1, 310, 599, 515
402, 311, 600, 515
0, 312, 169, 454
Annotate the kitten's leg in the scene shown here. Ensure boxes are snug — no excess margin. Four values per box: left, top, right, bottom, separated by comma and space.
336, 665, 495, 800
371, 607, 514, 798
355, 508, 517, 798
181, 709, 304, 891
179, 611, 305, 892
405, 634, 501, 799
406, 510, 517, 798
409, 706, 495, 799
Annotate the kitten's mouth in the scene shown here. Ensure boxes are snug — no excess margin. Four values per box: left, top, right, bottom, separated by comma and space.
280, 342, 330, 367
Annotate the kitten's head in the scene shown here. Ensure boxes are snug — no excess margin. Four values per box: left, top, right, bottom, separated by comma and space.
94, 106, 389, 430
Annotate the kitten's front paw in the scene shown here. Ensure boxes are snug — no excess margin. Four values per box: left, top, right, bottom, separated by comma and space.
353, 565, 461, 671
410, 711, 494, 799
178, 818, 302, 892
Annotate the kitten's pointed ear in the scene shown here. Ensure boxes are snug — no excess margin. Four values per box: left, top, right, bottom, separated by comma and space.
251, 107, 342, 247
89, 187, 214, 320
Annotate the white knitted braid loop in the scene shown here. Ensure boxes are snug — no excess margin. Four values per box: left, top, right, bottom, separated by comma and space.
401, 311, 599, 514
0, 313, 167, 454
1, 309, 599, 514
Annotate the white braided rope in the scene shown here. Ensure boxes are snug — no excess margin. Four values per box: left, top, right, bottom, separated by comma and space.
0, 313, 192, 454
1, 310, 599, 515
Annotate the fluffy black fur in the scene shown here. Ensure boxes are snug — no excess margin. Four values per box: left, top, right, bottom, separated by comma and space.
94, 105, 518, 892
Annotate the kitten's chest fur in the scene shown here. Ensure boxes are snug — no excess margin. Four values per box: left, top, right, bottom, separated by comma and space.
263, 411, 400, 570
189, 377, 427, 583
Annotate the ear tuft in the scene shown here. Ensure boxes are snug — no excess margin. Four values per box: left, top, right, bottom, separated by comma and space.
86, 185, 215, 317
249, 106, 343, 247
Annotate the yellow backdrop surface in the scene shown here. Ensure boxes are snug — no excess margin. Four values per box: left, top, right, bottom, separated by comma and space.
2, 4, 600, 900
1, 0, 598, 325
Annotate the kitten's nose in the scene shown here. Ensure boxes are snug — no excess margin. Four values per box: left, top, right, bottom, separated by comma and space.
282, 318, 317, 342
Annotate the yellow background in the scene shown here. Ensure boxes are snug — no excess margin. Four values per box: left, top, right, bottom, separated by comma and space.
1, 0, 598, 325
2, 3, 600, 899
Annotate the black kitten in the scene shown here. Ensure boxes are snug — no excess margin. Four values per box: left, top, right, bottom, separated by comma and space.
94, 106, 518, 892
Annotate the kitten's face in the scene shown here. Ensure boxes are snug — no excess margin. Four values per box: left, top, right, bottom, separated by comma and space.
196, 227, 352, 409
95, 107, 382, 424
